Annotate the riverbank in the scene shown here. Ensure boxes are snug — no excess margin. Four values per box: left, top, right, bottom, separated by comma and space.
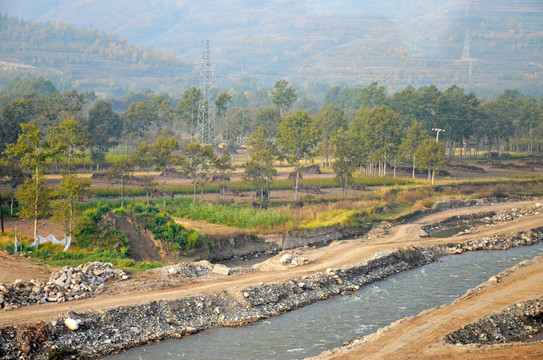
313, 255, 543, 360
1, 225, 542, 359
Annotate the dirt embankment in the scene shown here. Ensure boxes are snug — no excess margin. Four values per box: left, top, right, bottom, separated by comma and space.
1, 198, 542, 359
314, 256, 543, 360
1, 226, 543, 359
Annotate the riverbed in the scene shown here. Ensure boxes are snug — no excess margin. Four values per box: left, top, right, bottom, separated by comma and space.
109, 243, 543, 360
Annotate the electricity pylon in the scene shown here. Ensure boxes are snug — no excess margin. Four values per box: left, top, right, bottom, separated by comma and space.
196, 40, 216, 146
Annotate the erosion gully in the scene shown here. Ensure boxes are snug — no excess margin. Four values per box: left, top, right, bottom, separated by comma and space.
108, 243, 543, 360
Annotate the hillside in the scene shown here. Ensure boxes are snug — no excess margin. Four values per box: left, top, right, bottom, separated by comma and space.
1, 0, 543, 96
0, 14, 194, 96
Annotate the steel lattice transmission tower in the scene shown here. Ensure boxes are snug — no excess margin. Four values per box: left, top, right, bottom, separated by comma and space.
196, 40, 216, 146
461, 30, 470, 61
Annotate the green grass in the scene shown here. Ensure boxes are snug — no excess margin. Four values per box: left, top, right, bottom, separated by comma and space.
167, 197, 292, 230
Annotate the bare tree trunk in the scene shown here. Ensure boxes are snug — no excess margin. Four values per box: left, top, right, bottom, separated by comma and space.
431, 169, 435, 185
193, 179, 197, 205
34, 167, 38, 240
163, 171, 167, 207
412, 154, 416, 179
295, 161, 300, 202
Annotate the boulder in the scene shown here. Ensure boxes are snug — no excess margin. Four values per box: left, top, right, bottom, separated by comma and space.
212, 264, 232, 276
64, 318, 81, 331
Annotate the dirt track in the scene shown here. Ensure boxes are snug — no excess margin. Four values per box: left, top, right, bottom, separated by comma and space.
1, 199, 543, 360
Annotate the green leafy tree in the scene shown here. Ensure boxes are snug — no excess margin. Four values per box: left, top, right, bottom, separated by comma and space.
151, 136, 180, 206
0, 159, 26, 215
399, 121, 429, 179
5, 121, 51, 239
277, 110, 319, 202
315, 103, 346, 168
52, 175, 91, 243
182, 142, 216, 204
214, 149, 235, 198
360, 82, 387, 109
244, 126, 278, 206
176, 87, 201, 140
47, 117, 87, 175
415, 138, 447, 185
0, 94, 37, 151
254, 107, 281, 137
332, 129, 358, 199
215, 92, 232, 143
271, 80, 297, 117
107, 159, 133, 209
85, 100, 122, 170
130, 141, 155, 204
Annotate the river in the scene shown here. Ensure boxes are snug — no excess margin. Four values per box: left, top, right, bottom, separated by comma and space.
108, 243, 543, 360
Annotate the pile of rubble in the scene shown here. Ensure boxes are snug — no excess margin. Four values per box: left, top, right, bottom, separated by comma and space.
0, 262, 129, 311
148, 261, 212, 279
491, 203, 543, 223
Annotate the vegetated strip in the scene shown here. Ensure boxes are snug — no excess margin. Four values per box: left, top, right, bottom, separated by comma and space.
1, 227, 542, 360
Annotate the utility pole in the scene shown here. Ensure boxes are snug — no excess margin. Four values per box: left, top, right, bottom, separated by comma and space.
196, 40, 216, 146
432, 128, 444, 142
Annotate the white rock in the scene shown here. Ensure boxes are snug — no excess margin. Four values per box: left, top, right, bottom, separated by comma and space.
280, 254, 293, 264
212, 264, 231, 276
168, 267, 179, 275
64, 318, 81, 331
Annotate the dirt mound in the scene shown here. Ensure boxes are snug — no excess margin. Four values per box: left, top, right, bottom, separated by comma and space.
477, 159, 534, 171
220, 185, 244, 197
303, 165, 321, 174
160, 168, 189, 178
211, 174, 231, 182
114, 215, 162, 262
296, 184, 323, 194
520, 155, 543, 167
448, 163, 485, 173
288, 171, 303, 180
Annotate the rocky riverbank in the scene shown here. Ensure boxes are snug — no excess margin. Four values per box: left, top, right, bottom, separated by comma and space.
445, 256, 543, 345
1, 225, 542, 360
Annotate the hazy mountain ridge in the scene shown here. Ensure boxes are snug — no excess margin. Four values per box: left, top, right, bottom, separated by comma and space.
1, 0, 542, 96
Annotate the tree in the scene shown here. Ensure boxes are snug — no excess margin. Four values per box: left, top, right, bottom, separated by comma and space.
214, 149, 234, 198
176, 87, 201, 140
244, 126, 278, 206
183, 142, 216, 204
254, 107, 281, 137
107, 159, 133, 209
415, 138, 447, 185
151, 136, 180, 206
85, 100, 122, 170
52, 175, 91, 243
5, 121, 51, 239
131, 141, 155, 205
0, 159, 26, 215
277, 110, 319, 202
315, 104, 346, 168
271, 80, 297, 117
0, 94, 37, 152
360, 82, 387, 109
332, 129, 358, 199
215, 92, 232, 143
47, 117, 87, 175
399, 121, 429, 179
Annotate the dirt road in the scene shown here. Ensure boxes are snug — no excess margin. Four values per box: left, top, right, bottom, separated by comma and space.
1, 200, 542, 331
317, 255, 543, 360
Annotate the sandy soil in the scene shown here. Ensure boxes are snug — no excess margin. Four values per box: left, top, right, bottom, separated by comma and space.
1, 199, 542, 333
0, 251, 59, 283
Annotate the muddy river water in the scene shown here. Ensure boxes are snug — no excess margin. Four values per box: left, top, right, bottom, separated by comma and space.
109, 243, 543, 360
